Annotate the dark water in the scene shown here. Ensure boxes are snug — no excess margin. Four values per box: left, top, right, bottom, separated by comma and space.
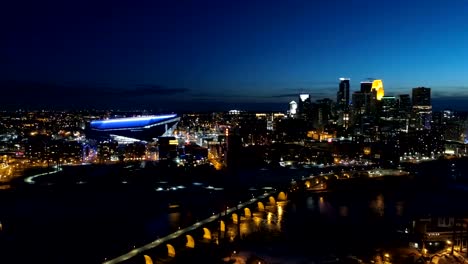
0, 172, 270, 264
1, 159, 468, 264
234, 159, 468, 263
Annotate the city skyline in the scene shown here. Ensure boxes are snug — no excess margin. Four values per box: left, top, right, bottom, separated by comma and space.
2, 0, 468, 111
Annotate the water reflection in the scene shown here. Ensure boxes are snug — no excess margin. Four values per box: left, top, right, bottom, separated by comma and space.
276, 205, 283, 229
318, 196, 330, 215
339, 206, 349, 217
253, 216, 262, 228
267, 212, 273, 224
370, 194, 385, 216
396, 201, 404, 216
307, 196, 315, 210
168, 212, 181, 231
277, 205, 283, 217
239, 222, 250, 238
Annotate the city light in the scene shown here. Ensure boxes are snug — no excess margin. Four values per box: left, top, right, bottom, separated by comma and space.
3, 2, 468, 264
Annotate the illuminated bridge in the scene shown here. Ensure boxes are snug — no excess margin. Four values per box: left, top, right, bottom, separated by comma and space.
102, 190, 285, 264
88, 114, 180, 143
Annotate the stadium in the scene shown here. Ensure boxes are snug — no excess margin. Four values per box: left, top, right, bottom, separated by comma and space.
88, 114, 180, 144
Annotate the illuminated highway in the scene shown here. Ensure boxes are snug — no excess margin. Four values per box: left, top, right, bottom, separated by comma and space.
102, 191, 275, 264
23, 166, 63, 184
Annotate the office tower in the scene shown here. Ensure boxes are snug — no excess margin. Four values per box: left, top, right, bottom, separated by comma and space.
412, 87, 432, 130
298, 93, 312, 120
398, 94, 412, 133
352, 92, 370, 115
381, 96, 398, 119
399, 94, 411, 113
289, 100, 298, 117
352, 79, 378, 136
371, 79, 385, 101
337, 78, 350, 110
412, 87, 431, 106
360, 80, 373, 93
337, 78, 350, 128
351, 91, 368, 133
312, 98, 334, 129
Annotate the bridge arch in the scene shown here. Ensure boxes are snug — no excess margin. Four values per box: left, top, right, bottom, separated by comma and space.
232, 213, 238, 223
166, 244, 176, 257
220, 220, 225, 232
186, 234, 195, 248
144, 255, 153, 264
269, 196, 276, 205
278, 191, 287, 201
203, 227, 212, 240
258, 201, 265, 211
244, 207, 252, 218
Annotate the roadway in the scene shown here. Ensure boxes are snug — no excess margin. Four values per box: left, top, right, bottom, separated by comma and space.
102, 191, 276, 264
23, 166, 63, 184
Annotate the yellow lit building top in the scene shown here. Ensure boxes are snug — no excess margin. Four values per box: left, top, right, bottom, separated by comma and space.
371, 79, 384, 100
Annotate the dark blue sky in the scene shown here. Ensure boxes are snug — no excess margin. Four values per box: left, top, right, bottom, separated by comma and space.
1, 0, 468, 111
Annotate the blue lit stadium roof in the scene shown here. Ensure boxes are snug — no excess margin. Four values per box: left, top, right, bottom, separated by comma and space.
90, 114, 178, 130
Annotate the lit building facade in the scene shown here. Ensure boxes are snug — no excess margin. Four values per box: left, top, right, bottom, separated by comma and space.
371, 79, 384, 101
289, 100, 298, 117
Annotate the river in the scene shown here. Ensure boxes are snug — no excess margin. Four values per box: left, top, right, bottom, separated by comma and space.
0, 159, 467, 264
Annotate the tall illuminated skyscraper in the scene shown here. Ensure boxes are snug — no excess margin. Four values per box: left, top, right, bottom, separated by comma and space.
370, 79, 384, 101
289, 100, 298, 117
337, 78, 350, 111
412, 87, 432, 129
298, 93, 312, 120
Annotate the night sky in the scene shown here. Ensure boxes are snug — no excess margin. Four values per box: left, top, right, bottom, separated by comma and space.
2, 0, 468, 111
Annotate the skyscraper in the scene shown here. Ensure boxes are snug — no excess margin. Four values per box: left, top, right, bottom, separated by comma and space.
399, 94, 411, 113
298, 93, 312, 120
360, 80, 373, 93
337, 78, 350, 111
412, 87, 431, 106
370, 79, 384, 101
398, 94, 412, 133
289, 100, 298, 117
412, 87, 432, 130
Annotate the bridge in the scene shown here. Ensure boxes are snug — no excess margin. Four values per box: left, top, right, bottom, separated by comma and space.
103, 190, 288, 264
289, 167, 409, 192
